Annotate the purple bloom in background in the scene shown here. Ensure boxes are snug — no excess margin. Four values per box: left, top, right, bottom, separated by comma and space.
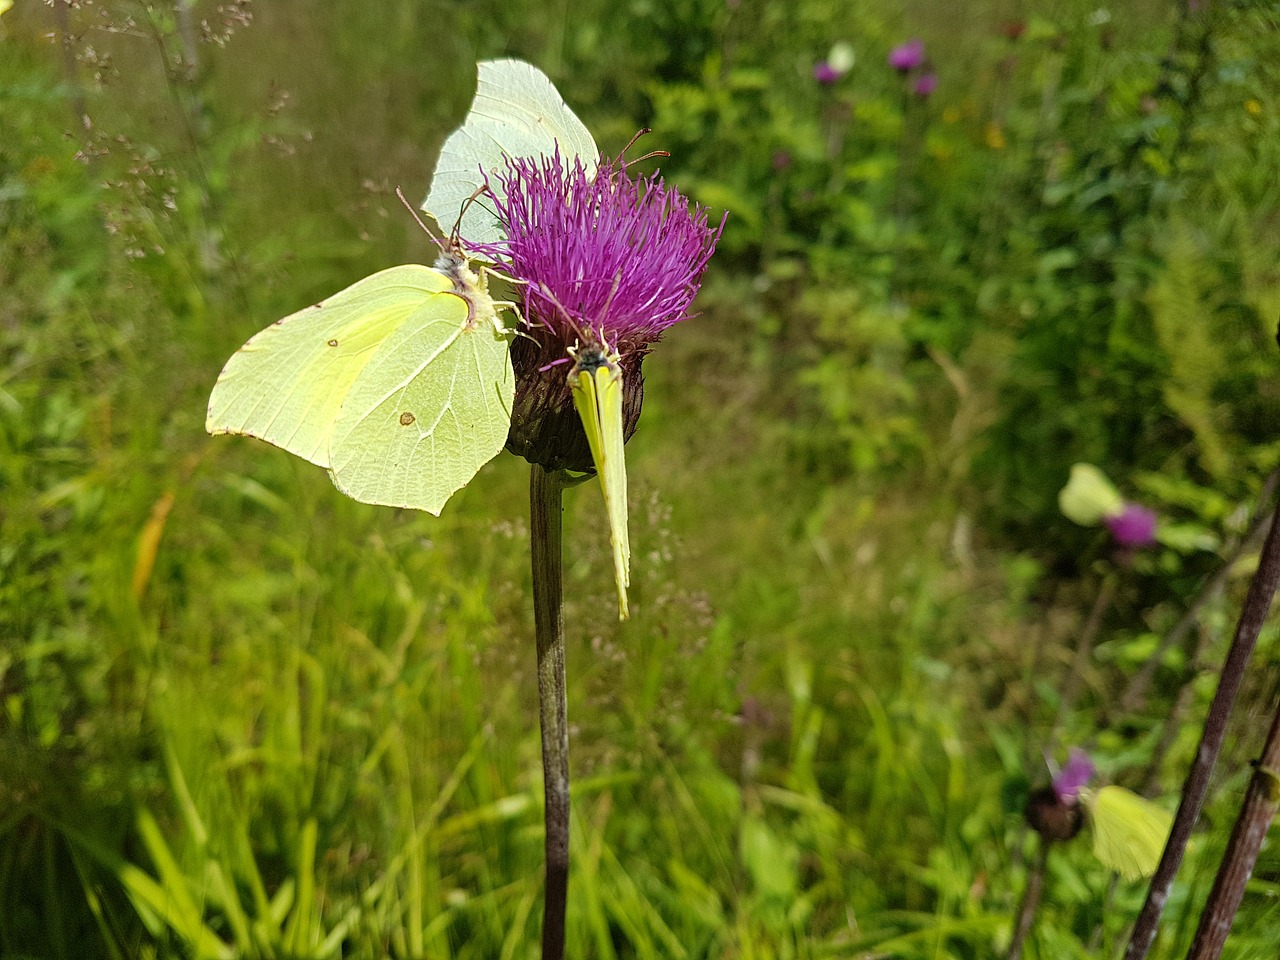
814, 61, 841, 85
889, 39, 925, 72
1106, 502, 1159, 548
912, 72, 938, 97
1054, 748, 1096, 803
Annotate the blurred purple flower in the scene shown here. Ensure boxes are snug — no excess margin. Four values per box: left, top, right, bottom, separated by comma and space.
814, 61, 842, 85
1053, 748, 1096, 803
888, 39, 925, 72
1106, 502, 1159, 549
912, 72, 938, 97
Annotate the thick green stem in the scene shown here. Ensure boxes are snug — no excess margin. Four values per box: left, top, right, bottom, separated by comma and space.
531, 464, 569, 960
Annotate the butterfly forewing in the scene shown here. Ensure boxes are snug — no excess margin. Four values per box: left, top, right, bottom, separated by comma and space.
207, 265, 452, 468
424, 58, 599, 246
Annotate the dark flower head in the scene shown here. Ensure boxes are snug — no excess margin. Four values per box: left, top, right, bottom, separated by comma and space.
888, 39, 925, 72
471, 151, 723, 471
1106, 502, 1158, 549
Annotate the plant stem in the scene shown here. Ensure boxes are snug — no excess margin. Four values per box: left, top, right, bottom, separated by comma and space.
1124, 497, 1280, 960
1007, 840, 1049, 960
1054, 572, 1115, 735
1186, 693, 1280, 960
1116, 470, 1278, 718
530, 464, 570, 960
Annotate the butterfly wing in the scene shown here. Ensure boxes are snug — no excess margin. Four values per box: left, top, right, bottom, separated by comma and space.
328, 270, 514, 516
570, 357, 631, 619
207, 265, 452, 467
424, 58, 599, 246
1086, 785, 1173, 881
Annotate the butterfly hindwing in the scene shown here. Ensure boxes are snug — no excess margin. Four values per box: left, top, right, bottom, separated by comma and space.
329, 264, 514, 516
1086, 785, 1173, 881
209, 258, 514, 516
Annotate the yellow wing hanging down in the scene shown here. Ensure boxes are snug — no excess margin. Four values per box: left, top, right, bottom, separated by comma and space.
1084, 785, 1174, 881
569, 347, 631, 620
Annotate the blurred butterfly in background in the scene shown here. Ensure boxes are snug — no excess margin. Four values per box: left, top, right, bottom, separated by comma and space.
1027, 747, 1174, 880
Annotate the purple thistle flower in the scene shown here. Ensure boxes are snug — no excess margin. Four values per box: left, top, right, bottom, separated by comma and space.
475, 151, 722, 357
814, 61, 842, 85
889, 39, 925, 72
1053, 748, 1096, 803
470, 151, 724, 472
912, 71, 938, 97
1106, 502, 1159, 549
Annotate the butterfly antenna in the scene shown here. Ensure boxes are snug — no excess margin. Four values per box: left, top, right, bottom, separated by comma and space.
451, 185, 499, 248
616, 128, 670, 168
395, 186, 445, 253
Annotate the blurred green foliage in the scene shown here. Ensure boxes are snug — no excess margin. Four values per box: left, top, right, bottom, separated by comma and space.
2, 0, 1280, 958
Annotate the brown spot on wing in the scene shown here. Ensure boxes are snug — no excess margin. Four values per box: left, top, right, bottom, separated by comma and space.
399, 411, 416, 426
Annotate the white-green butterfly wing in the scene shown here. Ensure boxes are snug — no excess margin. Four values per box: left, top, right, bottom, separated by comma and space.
1085, 785, 1173, 881
424, 58, 599, 246
328, 263, 514, 516
570, 353, 630, 620
208, 260, 514, 516
207, 265, 453, 467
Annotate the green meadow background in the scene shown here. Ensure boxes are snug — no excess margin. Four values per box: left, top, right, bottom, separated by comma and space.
3, 0, 1280, 957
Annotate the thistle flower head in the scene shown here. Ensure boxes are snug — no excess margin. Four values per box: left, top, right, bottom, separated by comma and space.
1053, 748, 1096, 803
888, 39, 926, 72
1106, 502, 1158, 549
474, 151, 722, 357
469, 151, 723, 471
912, 71, 939, 98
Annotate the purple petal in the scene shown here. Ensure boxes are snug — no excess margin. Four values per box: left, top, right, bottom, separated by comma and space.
912, 72, 938, 97
813, 61, 841, 85
889, 39, 925, 72
470, 152, 723, 358
1106, 502, 1159, 548
1053, 748, 1096, 802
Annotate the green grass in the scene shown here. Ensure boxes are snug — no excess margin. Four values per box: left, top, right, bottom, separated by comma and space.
3, 1, 1280, 958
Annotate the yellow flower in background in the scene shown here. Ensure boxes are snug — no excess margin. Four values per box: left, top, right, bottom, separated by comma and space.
1245, 99, 1262, 116
985, 120, 1007, 150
